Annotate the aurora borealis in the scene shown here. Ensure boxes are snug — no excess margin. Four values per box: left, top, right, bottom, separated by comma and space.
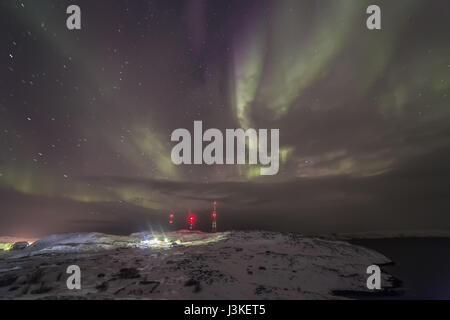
1, 0, 450, 236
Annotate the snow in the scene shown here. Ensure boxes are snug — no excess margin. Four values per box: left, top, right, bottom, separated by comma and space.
0, 230, 399, 299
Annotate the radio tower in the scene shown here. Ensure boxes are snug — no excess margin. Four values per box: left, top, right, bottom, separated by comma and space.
211, 201, 217, 233
188, 211, 194, 231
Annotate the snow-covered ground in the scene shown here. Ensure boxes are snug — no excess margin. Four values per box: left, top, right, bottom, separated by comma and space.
0, 230, 399, 299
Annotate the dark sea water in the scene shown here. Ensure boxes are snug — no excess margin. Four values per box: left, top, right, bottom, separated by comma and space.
351, 238, 450, 300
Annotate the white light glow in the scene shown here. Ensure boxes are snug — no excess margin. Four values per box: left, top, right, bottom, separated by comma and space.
141, 238, 161, 246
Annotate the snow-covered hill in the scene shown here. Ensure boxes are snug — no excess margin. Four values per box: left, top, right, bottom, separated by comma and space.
0, 230, 399, 299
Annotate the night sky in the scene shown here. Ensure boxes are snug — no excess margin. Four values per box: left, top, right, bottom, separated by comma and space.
1, 0, 450, 237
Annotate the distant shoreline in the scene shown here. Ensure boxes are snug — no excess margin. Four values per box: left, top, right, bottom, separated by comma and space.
351, 238, 450, 299
331, 229, 450, 240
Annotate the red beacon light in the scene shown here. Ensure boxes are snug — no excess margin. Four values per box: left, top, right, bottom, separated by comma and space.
188, 213, 195, 230
169, 213, 174, 224
211, 201, 217, 233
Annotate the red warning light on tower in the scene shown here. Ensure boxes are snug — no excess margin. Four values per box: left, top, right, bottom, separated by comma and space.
169, 213, 174, 224
188, 212, 195, 230
211, 201, 217, 233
